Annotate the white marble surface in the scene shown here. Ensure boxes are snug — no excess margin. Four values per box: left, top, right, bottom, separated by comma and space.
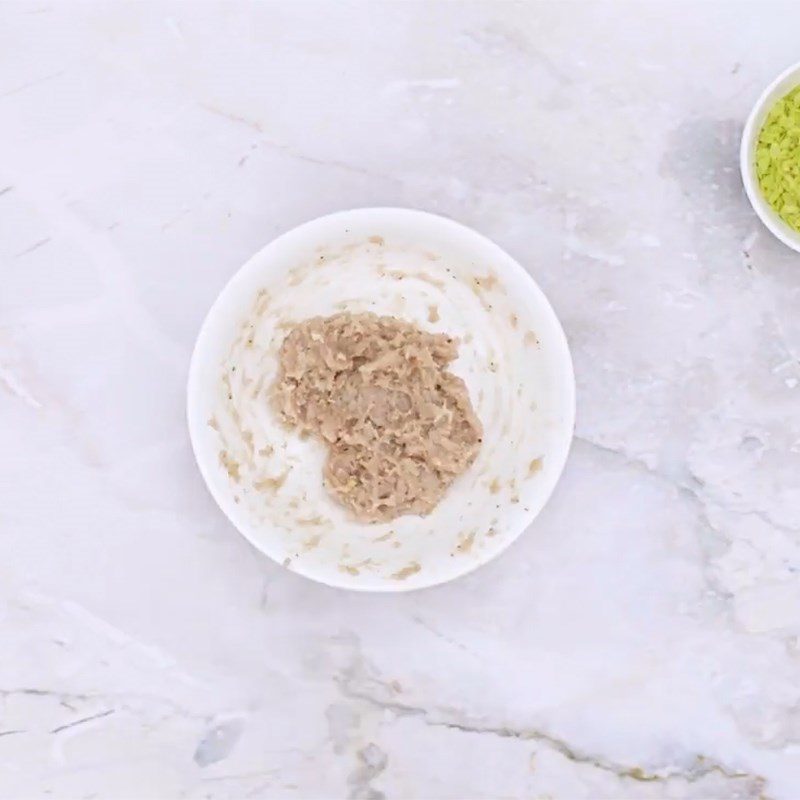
1, 2, 800, 798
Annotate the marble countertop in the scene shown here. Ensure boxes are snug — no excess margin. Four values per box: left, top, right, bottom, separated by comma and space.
2, 2, 799, 798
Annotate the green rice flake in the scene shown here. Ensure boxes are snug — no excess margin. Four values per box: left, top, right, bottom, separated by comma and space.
756, 85, 800, 231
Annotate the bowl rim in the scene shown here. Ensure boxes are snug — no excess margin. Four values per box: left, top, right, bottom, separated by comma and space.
186, 206, 576, 592
740, 60, 800, 254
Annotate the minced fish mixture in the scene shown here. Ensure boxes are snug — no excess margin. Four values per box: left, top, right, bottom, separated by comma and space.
272, 312, 482, 522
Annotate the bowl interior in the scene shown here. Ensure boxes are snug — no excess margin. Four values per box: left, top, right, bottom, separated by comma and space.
741, 62, 800, 252
187, 208, 575, 591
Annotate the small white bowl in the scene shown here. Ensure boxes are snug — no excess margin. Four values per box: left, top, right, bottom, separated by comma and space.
187, 208, 575, 591
741, 60, 800, 253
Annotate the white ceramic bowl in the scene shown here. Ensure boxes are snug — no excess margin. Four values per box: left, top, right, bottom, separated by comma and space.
187, 208, 575, 591
741, 60, 800, 253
